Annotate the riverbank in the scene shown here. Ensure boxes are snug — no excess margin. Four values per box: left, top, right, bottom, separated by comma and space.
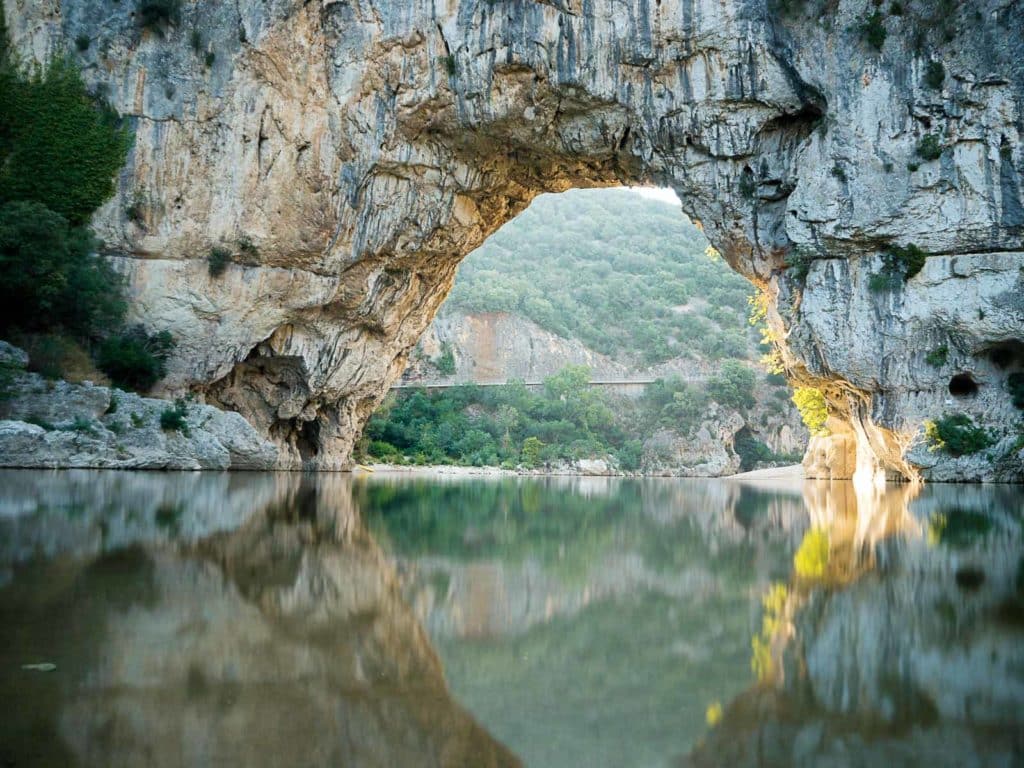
0, 342, 277, 470
352, 462, 806, 480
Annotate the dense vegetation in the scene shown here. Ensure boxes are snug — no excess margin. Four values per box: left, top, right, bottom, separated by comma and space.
925, 413, 993, 456
360, 362, 795, 470
445, 189, 754, 365
0, 21, 173, 392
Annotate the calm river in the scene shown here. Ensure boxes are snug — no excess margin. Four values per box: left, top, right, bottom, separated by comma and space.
0, 470, 1021, 767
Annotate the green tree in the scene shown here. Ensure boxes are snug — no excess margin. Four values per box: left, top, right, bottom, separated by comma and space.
96, 326, 174, 392
707, 360, 756, 411
0, 201, 125, 337
521, 436, 544, 468
0, 57, 131, 224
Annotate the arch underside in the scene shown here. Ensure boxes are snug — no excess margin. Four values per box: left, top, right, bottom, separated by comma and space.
8, 0, 1022, 480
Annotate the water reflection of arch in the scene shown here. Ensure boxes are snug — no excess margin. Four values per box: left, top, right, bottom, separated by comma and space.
0, 471, 520, 768
684, 480, 1024, 767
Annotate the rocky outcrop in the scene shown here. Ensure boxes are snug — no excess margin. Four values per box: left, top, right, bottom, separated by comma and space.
0, 345, 277, 469
3, 0, 1021, 479
404, 310, 634, 384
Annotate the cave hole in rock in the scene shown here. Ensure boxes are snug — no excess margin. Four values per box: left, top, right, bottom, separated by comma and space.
364, 186, 804, 472
948, 374, 979, 398
988, 340, 1024, 371
295, 417, 321, 462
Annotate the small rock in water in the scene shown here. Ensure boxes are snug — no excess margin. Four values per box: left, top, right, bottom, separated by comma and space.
21, 662, 56, 672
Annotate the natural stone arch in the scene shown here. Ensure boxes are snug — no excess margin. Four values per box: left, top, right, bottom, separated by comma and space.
5, 0, 1022, 481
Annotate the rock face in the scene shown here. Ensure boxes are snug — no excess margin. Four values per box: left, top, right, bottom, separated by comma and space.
0, 347, 277, 469
3, 0, 1021, 478
404, 310, 635, 384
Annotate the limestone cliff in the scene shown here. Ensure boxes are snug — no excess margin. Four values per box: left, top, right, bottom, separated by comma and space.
3, 0, 1021, 479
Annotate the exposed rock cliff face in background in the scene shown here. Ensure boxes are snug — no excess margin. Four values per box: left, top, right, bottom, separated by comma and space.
3, 0, 1021, 478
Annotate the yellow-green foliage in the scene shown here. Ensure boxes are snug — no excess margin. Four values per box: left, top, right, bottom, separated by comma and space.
791, 386, 829, 436
705, 701, 723, 726
521, 436, 543, 468
750, 582, 788, 683
748, 290, 785, 374
793, 528, 830, 580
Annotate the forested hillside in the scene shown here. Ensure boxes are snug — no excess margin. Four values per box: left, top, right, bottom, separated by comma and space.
445, 189, 753, 365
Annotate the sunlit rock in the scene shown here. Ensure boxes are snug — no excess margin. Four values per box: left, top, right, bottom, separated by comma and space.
2, 1, 1021, 480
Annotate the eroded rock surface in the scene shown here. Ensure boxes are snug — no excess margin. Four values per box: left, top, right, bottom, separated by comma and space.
3, 0, 1021, 477
0, 346, 277, 469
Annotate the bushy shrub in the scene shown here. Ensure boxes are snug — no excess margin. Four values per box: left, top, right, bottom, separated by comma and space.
0, 202, 126, 338
75, 34, 90, 52
435, 343, 456, 376
0, 57, 131, 224
870, 243, 927, 291
68, 415, 96, 434
862, 11, 887, 50
916, 134, 943, 161
237, 235, 259, 259
208, 247, 230, 277
924, 60, 945, 89
368, 439, 399, 460
138, 0, 181, 35
521, 436, 544, 468
925, 345, 948, 367
792, 387, 829, 436
617, 439, 643, 471
96, 326, 174, 392
733, 430, 774, 471
925, 413, 993, 456
159, 398, 189, 435
707, 360, 756, 412
890, 243, 927, 279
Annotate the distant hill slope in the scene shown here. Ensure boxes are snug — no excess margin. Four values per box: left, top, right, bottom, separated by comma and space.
443, 189, 753, 366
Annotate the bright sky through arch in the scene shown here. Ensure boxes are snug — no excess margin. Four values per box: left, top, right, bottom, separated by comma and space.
627, 187, 681, 205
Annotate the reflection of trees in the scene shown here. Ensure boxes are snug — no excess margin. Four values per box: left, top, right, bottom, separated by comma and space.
364, 476, 808, 768
0, 472, 519, 768
687, 480, 1024, 767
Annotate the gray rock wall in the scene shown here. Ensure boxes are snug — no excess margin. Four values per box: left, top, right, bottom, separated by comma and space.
0, 348, 277, 469
3, 0, 1021, 479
